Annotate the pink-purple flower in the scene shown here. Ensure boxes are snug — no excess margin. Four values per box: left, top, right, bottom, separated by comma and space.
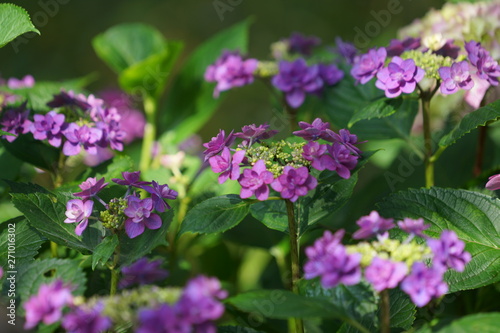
209, 147, 246, 184
311, 142, 359, 179
202, 129, 235, 161
61, 303, 112, 333
353, 211, 394, 240
124, 196, 162, 238
64, 199, 94, 236
401, 262, 448, 307
112, 171, 152, 188
465, 41, 500, 86
62, 123, 103, 156
375, 57, 425, 98
30, 111, 67, 147
351, 47, 387, 84
0, 104, 31, 142
293, 118, 331, 141
428, 230, 471, 272
485, 173, 500, 190
234, 123, 278, 147
142, 181, 178, 212
288, 32, 321, 56
397, 217, 430, 238
119, 257, 169, 289
438, 61, 474, 95
386, 37, 421, 57
271, 166, 317, 202
364, 257, 408, 292
73, 177, 109, 200
238, 160, 274, 201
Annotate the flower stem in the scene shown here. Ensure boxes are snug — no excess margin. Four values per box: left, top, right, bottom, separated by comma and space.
50, 241, 58, 258
109, 245, 121, 296
421, 92, 434, 188
139, 95, 157, 172
380, 289, 391, 333
285, 199, 304, 333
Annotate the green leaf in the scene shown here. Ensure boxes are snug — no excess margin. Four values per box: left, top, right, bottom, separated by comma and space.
92, 234, 119, 270
16, 258, 86, 306
119, 210, 173, 266
434, 312, 500, 333
160, 18, 252, 143
439, 99, 500, 147
377, 187, 500, 292
348, 98, 402, 127
0, 130, 15, 137
8, 182, 102, 253
180, 195, 251, 235
0, 4, 39, 48
384, 288, 416, 330
80, 154, 135, 182
2, 134, 60, 172
0, 217, 45, 270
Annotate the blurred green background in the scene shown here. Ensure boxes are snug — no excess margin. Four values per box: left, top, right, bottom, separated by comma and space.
1, 0, 444, 138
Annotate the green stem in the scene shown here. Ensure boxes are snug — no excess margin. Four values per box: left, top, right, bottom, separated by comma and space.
421, 93, 434, 188
380, 289, 391, 333
50, 241, 58, 258
109, 245, 121, 296
285, 199, 304, 333
139, 95, 157, 172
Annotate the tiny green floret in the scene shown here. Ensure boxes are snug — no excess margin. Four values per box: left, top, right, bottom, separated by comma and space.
401, 50, 453, 80
100, 198, 127, 230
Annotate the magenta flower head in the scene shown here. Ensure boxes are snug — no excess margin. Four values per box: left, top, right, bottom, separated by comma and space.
204, 50, 258, 97
234, 123, 278, 147
62, 303, 112, 333
375, 57, 425, 98
112, 171, 151, 188
288, 32, 321, 56
353, 211, 395, 240
304, 229, 362, 288
47, 90, 91, 111
30, 110, 66, 147
438, 61, 474, 95
317, 63, 344, 87
124, 196, 162, 238
293, 118, 331, 141
0, 103, 31, 142
203, 129, 235, 161
302, 141, 327, 163
434, 40, 460, 59
324, 128, 363, 156
119, 257, 169, 289
73, 177, 108, 200
64, 199, 94, 236
238, 159, 275, 201
334, 37, 358, 65
143, 181, 178, 212
386, 37, 421, 57
23, 279, 74, 330
272, 58, 323, 108
7, 74, 35, 89
428, 230, 471, 272
62, 123, 103, 156
397, 217, 430, 238
209, 147, 246, 184
271, 166, 317, 202
485, 173, 500, 190
401, 262, 448, 307
313, 143, 359, 179
351, 47, 387, 84
138, 304, 189, 333
465, 40, 500, 86
364, 257, 408, 292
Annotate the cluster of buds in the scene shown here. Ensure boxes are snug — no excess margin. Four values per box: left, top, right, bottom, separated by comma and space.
203, 118, 363, 202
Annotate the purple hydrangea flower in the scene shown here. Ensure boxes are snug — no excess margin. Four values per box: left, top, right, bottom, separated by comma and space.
324, 128, 363, 156
428, 230, 471, 272
434, 40, 460, 59
143, 181, 178, 213
312, 142, 359, 179
317, 63, 344, 87
124, 196, 162, 238
288, 32, 321, 56
61, 303, 112, 333
64, 199, 94, 236
397, 217, 430, 238
47, 90, 91, 111
7, 75, 35, 89
485, 173, 500, 190
30, 110, 66, 147
73, 177, 108, 200
62, 123, 103, 156
364, 257, 408, 292
375, 57, 425, 98
386, 37, 421, 57
271, 166, 317, 202
203, 129, 235, 161
438, 61, 474, 95
334, 37, 358, 64
96, 119, 125, 151
137, 304, 190, 333
302, 141, 327, 162
353, 211, 394, 240
209, 147, 246, 184
272, 58, 323, 108
238, 159, 275, 201
23, 280, 73, 330
112, 171, 152, 188
351, 47, 387, 84
204, 51, 258, 97
465, 41, 500, 86
234, 123, 278, 147
119, 257, 169, 289
293, 118, 331, 141
0, 103, 31, 142
304, 229, 362, 288
401, 262, 448, 307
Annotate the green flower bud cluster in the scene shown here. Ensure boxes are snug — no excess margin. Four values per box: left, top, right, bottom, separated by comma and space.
347, 237, 431, 269
401, 50, 453, 80
100, 198, 127, 230
255, 60, 279, 78
245, 140, 309, 177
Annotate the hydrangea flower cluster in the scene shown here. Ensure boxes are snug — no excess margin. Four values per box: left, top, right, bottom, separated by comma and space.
119, 257, 169, 289
303, 211, 471, 307
64, 171, 177, 238
205, 32, 345, 108
22, 274, 226, 333
204, 119, 363, 202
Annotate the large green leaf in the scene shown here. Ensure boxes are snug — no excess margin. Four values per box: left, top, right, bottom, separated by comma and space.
1, 135, 60, 172
377, 187, 500, 292
180, 195, 251, 235
8, 182, 102, 254
0, 4, 39, 48
92, 234, 119, 270
439, 99, 500, 147
433, 312, 500, 333
348, 98, 402, 127
160, 19, 251, 142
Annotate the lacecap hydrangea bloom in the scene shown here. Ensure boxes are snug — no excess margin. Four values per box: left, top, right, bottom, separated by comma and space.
203, 118, 363, 202
304, 212, 471, 307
